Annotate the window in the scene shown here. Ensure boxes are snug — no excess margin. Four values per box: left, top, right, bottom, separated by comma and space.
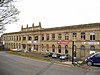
58, 45, 61, 53
28, 35, 32, 40
19, 36, 21, 40
80, 45, 85, 50
16, 43, 18, 48
46, 44, 49, 52
16, 36, 18, 41
41, 34, 44, 41
90, 32, 95, 40
13, 36, 16, 41
58, 34, 62, 40
19, 43, 21, 49
95, 53, 100, 57
65, 33, 69, 40
80, 45, 85, 57
34, 34, 38, 41
65, 45, 68, 54
72, 32, 77, 38
0, 0, 4, 3
4, 37, 5, 40
22, 35, 26, 40
90, 45, 95, 51
52, 34, 55, 40
46, 34, 49, 40
41, 44, 44, 52
22, 44, 26, 49
34, 45, 38, 51
52, 44, 55, 52
81, 32, 85, 40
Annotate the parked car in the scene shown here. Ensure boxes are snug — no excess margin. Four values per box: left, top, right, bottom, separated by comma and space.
52, 53, 61, 58
43, 52, 53, 57
59, 54, 68, 60
86, 52, 100, 66
12, 49, 22, 52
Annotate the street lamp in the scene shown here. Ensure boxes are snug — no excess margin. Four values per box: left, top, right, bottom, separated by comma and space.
72, 41, 76, 64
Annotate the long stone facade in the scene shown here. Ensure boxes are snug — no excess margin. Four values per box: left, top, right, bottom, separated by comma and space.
1, 22, 100, 58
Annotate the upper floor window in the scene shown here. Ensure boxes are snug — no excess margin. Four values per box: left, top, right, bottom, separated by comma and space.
13, 36, 15, 41
52, 34, 55, 40
41, 34, 44, 41
58, 33, 62, 40
90, 32, 95, 40
11, 36, 13, 40
16, 36, 18, 41
19, 36, 21, 40
34, 34, 38, 41
72, 32, 77, 38
65, 33, 69, 40
46, 34, 49, 40
3, 37, 5, 40
22, 35, 26, 40
81, 32, 85, 40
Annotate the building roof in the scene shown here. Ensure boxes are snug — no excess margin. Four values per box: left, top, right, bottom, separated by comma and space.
41, 23, 100, 31
2, 23, 100, 35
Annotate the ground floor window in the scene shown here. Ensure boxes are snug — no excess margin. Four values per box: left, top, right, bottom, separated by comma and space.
58, 45, 61, 53
46, 44, 49, 52
80, 45, 85, 57
52, 44, 55, 52
90, 45, 95, 51
34, 45, 38, 51
14, 43, 15, 49
22, 44, 26, 49
28, 45, 31, 52
41, 44, 44, 52
65, 45, 68, 54
90, 45, 95, 54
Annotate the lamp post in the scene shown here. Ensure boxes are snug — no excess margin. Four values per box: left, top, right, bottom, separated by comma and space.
72, 41, 76, 64
72, 41, 74, 64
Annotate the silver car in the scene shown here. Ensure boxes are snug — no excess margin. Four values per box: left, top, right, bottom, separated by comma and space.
60, 54, 68, 60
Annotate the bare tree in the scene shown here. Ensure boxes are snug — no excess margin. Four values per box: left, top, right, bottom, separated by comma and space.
0, 0, 20, 33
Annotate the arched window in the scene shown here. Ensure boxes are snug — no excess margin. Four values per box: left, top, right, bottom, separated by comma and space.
90, 45, 95, 54
80, 45, 85, 50
65, 45, 68, 54
41, 44, 44, 52
52, 44, 55, 52
46, 44, 49, 52
58, 45, 61, 53
80, 45, 85, 57
90, 45, 95, 51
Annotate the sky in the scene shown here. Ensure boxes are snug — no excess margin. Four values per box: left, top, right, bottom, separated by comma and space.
5, 0, 100, 33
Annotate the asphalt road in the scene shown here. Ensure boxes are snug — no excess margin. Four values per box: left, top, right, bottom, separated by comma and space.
0, 51, 100, 75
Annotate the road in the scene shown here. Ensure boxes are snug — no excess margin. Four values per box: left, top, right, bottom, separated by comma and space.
0, 51, 100, 75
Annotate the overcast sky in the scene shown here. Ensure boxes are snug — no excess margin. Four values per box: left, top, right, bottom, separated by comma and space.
5, 0, 100, 33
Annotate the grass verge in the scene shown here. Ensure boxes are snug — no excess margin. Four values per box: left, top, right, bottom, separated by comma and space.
7, 51, 50, 62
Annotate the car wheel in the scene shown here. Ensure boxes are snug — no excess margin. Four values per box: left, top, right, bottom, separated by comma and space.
87, 61, 93, 66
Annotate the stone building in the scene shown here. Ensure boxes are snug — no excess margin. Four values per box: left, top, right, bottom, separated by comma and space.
1, 22, 100, 58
